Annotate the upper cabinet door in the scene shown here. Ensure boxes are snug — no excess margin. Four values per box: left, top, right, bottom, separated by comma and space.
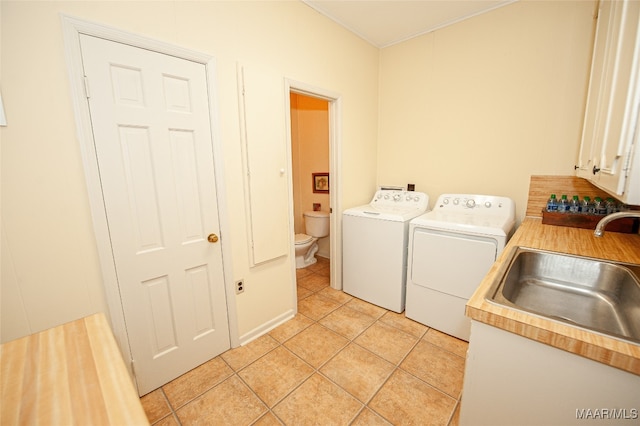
577, 0, 640, 204
577, 0, 614, 178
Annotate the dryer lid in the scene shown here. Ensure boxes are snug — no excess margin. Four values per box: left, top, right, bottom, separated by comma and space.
409, 193, 516, 237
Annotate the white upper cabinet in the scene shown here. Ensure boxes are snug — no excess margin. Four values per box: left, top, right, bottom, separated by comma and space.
577, 0, 640, 204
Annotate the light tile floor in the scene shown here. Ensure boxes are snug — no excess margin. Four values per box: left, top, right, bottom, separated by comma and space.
141, 257, 468, 425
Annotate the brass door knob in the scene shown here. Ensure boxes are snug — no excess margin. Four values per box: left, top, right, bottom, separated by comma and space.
208, 234, 219, 243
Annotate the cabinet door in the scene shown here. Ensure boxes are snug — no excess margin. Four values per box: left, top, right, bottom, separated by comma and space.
577, 0, 640, 201
596, 0, 640, 195
238, 65, 290, 265
577, 0, 613, 179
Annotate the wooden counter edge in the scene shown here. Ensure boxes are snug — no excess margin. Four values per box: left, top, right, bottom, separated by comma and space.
85, 313, 149, 425
0, 313, 149, 425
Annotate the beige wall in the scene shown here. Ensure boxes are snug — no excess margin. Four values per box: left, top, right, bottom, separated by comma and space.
0, 1, 379, 342
1, 0, 599, 345
378, 0, 597, 223
290, 93, 330, 257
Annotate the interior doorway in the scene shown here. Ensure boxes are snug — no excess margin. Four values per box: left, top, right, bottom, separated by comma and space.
285, 81, 342, 292
290, 93, 330, 265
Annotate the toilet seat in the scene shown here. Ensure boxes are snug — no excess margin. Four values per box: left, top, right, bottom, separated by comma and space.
295, 233, 314, 245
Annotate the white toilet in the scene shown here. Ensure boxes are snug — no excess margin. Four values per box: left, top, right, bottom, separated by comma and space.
295, 210, 330, 269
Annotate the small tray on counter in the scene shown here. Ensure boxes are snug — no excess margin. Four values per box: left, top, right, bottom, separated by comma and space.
541, 210, 639, 234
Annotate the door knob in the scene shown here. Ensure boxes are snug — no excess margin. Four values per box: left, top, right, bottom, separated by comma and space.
207, 234, 219, 243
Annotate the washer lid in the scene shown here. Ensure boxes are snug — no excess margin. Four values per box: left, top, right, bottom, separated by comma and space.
343, 190, 430, 221
295, 233, 314, 244
343, 205, 427, 221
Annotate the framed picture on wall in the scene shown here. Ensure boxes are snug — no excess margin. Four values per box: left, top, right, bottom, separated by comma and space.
312, 173, 329, 193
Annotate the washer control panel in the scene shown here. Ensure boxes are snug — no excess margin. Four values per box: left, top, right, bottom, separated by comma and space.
371, 190, 429, 210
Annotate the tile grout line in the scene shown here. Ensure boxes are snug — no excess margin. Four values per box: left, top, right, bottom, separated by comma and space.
292, 269, 434, 425
163, 330, 460, 426
447, 400, 462, 426
263, 267, 375, 424
349, 325, 428, 425
245, 264, 335, 424
151, 267, 329, 425
298, 267, 465, 425
159, 387, 183, 425
158, 344, 279, 425
254, 263, 332, 423
150, 261, 465, 425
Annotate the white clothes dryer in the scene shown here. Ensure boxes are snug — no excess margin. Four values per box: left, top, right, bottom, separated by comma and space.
406, 194, 515, 341
343, 190, 429, 312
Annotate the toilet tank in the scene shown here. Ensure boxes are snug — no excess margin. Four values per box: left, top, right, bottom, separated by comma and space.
303, 211, 330, 238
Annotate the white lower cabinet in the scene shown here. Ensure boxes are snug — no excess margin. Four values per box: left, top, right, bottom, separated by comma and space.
460, 321, 640, 426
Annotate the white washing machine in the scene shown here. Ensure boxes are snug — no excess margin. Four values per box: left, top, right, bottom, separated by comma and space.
406, 194, 515, 341
343, 190, 429, 312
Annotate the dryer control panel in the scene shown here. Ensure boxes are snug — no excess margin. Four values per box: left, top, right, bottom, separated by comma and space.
371, 190, 429, 211
434, 194, 514, 217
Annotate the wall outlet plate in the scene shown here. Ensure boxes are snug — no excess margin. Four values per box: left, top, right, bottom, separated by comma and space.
235, 280, 244, 294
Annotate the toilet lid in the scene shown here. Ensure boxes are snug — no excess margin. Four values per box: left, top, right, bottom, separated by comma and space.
295, 233, 313, 244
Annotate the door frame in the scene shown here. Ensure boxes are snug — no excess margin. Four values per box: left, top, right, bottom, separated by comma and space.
61, 15, 240, 373
284, 80, 343, 292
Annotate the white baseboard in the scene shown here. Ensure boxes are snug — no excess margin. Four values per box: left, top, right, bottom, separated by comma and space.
238, 309, 295, 345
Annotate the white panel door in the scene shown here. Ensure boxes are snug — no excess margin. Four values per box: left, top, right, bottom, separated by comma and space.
239, 65, 289, 265
80, 34, 230, 395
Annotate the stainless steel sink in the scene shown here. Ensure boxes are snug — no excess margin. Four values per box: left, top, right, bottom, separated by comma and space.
485, 247, 640, 345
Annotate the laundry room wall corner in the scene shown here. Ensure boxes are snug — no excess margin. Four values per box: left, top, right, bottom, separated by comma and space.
2, 1, 380, 349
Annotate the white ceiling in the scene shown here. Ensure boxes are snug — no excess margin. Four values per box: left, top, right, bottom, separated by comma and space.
303, 0, 517, 48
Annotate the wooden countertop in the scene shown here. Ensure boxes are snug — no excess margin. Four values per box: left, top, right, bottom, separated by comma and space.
1, 313, 149, 425
466, 217, 640, 376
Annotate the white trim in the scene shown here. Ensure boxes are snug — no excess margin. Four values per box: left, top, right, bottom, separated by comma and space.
236, 64, 261, 268
301, 0, 516, 49
285, 79, 343, 291
238, 309, 295, 345
60, 15, 240, 374
283, 85, 298, 311
0, 92, 7, 126
205, 55, 241, 350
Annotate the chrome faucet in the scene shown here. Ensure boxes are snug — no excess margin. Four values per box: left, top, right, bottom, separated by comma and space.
594, 211, 640, 237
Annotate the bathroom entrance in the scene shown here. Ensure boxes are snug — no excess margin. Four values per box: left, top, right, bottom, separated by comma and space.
290, 93, 330, 258
286, 80, 342, 294
289, 91, 332, 289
